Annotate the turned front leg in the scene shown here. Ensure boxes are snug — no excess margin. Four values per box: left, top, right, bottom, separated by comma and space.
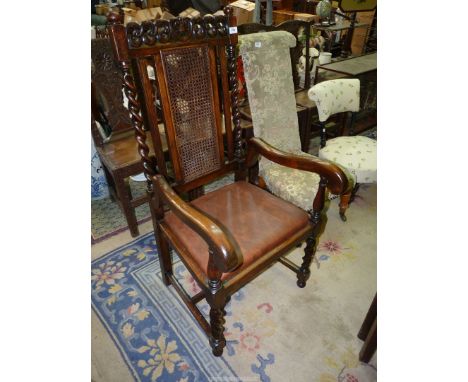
297, 235, 317, 288
149, 188, 172, 286
339, 191, 352, 222
297, 177, 327, 288
209, 296, 227, 357
206, 250, 228, 357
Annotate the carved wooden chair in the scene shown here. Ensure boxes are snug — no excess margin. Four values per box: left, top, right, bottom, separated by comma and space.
308, 79, 377, 220
238, 20, 315, 152
107, 7, 348, 357
91, 37, 163, 237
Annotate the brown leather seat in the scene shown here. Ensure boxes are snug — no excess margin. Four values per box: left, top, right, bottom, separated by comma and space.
164, 181, 310, 280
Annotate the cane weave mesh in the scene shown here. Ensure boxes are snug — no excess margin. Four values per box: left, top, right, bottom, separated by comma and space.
161, 46, 222, 183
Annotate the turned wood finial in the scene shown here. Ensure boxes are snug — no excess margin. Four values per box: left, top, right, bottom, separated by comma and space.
107, 11, 123, 25
223, 6, 233, 17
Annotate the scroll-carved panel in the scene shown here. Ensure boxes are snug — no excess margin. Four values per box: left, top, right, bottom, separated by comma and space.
125, 15, 229, 49
91, 38, 132, 134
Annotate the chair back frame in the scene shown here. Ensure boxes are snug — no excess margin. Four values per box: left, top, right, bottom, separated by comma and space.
106, 9, 243, 193
238, 20, 312, 90
319, 112, 357, 148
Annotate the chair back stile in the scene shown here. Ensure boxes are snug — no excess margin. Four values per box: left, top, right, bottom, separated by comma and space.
238, 20, 312, 90
131, 54, 169, 179
276, 20, 311, 90
106, 10, 242, 194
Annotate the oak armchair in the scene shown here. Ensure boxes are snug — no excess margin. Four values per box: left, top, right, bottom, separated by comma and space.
107, 7, 348, 357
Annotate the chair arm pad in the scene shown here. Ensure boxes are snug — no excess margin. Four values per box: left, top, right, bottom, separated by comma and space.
153, 175, 244, 273
246, 137, 350, 195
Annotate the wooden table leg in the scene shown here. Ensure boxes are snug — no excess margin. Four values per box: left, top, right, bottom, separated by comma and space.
359, 317, 376, 363
358, 294, 377, 363
358, 294, 377, 340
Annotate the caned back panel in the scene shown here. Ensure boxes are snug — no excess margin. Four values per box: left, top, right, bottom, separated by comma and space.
157, 45, 224, 183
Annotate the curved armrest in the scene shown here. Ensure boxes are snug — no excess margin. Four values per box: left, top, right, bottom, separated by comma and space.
153, 175, 243, 274
246, 137, 350, 195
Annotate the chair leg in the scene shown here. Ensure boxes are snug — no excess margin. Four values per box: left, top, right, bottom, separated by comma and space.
339, 191, 352, 222
114, 176, 139, 237
350, 183, 361, 203
155, 228, 172, 286
359, 318, 377, 363
297, 235, 317, 288
358, 294, 377, 340
102, 166, 116, 202
339, 183, 360, 222
209, 299, 227, 357
301, 109, 312, 153
297, 178, 326, 288
149, 193, 172, 286
206, 255, 227, 357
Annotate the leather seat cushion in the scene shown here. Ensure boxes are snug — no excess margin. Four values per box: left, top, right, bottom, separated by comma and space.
164, 181, 310, 281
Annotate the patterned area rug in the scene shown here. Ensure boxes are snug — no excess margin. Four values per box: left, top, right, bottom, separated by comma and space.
92, 184, 377, 382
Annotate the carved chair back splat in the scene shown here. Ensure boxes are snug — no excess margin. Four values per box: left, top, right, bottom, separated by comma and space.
92, 38, 133, 139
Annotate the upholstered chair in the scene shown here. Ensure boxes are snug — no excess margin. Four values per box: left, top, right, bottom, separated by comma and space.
308, 79, 377, 220
240, 31, 348, 213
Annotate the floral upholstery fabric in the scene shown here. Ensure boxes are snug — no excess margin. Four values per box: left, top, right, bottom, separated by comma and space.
319, 136, 377, 184
260, 160, 320, 211
239, 31, 302, 153
308, 79, 377, 185
308, 79, 360, 122
240, 31, 320, 210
